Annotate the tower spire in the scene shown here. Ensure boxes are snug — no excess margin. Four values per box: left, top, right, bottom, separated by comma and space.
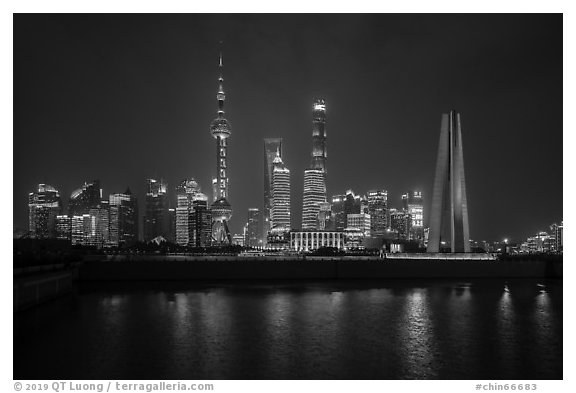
219, 41, 223, 68
217, 41, 226, 118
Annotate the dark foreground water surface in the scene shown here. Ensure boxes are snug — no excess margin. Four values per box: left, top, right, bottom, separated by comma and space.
14, 279, 562, 380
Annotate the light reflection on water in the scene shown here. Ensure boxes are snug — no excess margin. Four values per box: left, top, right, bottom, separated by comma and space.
14, 279, 562, 380
497, 283, 517, 376
400, 289, 439, 379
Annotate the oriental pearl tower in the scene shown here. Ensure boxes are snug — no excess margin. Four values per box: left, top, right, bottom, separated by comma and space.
210, 44, 233, 245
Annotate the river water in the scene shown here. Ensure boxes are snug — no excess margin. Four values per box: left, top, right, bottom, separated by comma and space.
14, 279, 562, 379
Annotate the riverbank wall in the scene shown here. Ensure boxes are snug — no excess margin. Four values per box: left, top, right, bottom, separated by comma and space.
13, 263, 80, 312
78, 255, 562, 281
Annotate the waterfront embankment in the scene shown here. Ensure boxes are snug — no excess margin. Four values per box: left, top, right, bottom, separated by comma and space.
79, 254, 562, 281
14, 254, 561, 311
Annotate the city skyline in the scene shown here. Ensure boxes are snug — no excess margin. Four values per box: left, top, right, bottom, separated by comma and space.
13, 14, 562, 242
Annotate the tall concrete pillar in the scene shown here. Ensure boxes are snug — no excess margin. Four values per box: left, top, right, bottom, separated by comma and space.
427, 111, 471, 253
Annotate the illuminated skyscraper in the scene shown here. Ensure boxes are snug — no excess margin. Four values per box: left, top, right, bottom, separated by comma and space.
89, 200, 109, 247
175, 179, 201, 246
311, 98, 327, 172
264, 138, 282, 240
347, 213, 371, 237
301, 169, 326, 229
331, 194, 346, 231
144, 178, 168, 242
245, 208, 261, 248
390, 209, 410, 240
427, 111, 470, 253
69, 180, 101, 216
167, 208, 176, 243
367, 190, 388, 237
192, 193, 211, 247
56, 215, 71, 240
109, 189, 138, 247
271, 151, 291, 233
317, 201, 334, 230
402, 191, 424, 243
301, 99, 328, 229
344, 189, 361, 217
28, 184, 62, 238
70, 215, 83, 245
68, 180, 111, 247
209, 44, 233, 245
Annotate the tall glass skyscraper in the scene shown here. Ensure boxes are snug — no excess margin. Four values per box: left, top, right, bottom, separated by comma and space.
68, 180, 101, 216
402, 191, 424, 243
89, 200, 110, 247
311, 98, 327, 172
302, 169, 326, 229
175, 179, 201, 246
271, 151, 291, 233
317, 201, 334, 230
55, 215, 71, 240
331, 194, 346, 231
367, 190, 388, 237
28, 184, 62, 239
144, 178, 168, 242
344, 189, 361, 216
390, 208, 411, 240
263, 138, 282, 241
109, 189, 138, 247
192, 193, 211, 247
301, 99, 328, 229
67, 180, 109, 247
245, 208, 261, 248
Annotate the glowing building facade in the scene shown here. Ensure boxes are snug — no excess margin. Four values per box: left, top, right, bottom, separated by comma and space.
427, 111, 470, 253
109, 189, 138, 247
302, 169, 326, 229
347, 213, 371, 237
66, 180, 110, 247
331, 194, 346, 231
209, 46, 233, 245
144, 178, 168, 242
271, 152, 291, 233
68, 180, 101, 217
175, 179, 201, 246
89, 200, 110, 247
390, 209, 411, 240
28, 184, 62, 239
55, 215, 71, 240
263, 138, 282, 241
367, 190, 388, 237
290, 231, 344, 252
317, 201, 334, 230
402, 191, 424, 243
245, 208, 261, 248
192, 193, 212, 247
311, 98, 327, 172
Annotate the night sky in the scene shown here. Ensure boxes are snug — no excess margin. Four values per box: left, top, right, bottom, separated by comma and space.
13, 14, 562, 242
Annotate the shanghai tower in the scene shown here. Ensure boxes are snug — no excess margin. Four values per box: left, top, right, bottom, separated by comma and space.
311, 98, 327, 171
209, 45, 232, 245
427, 110, 470, 253
301, 99, 327, 230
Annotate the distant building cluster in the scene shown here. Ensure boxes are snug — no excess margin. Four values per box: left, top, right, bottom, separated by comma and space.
28, 181, 139, 248
518, 223, 563, 254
